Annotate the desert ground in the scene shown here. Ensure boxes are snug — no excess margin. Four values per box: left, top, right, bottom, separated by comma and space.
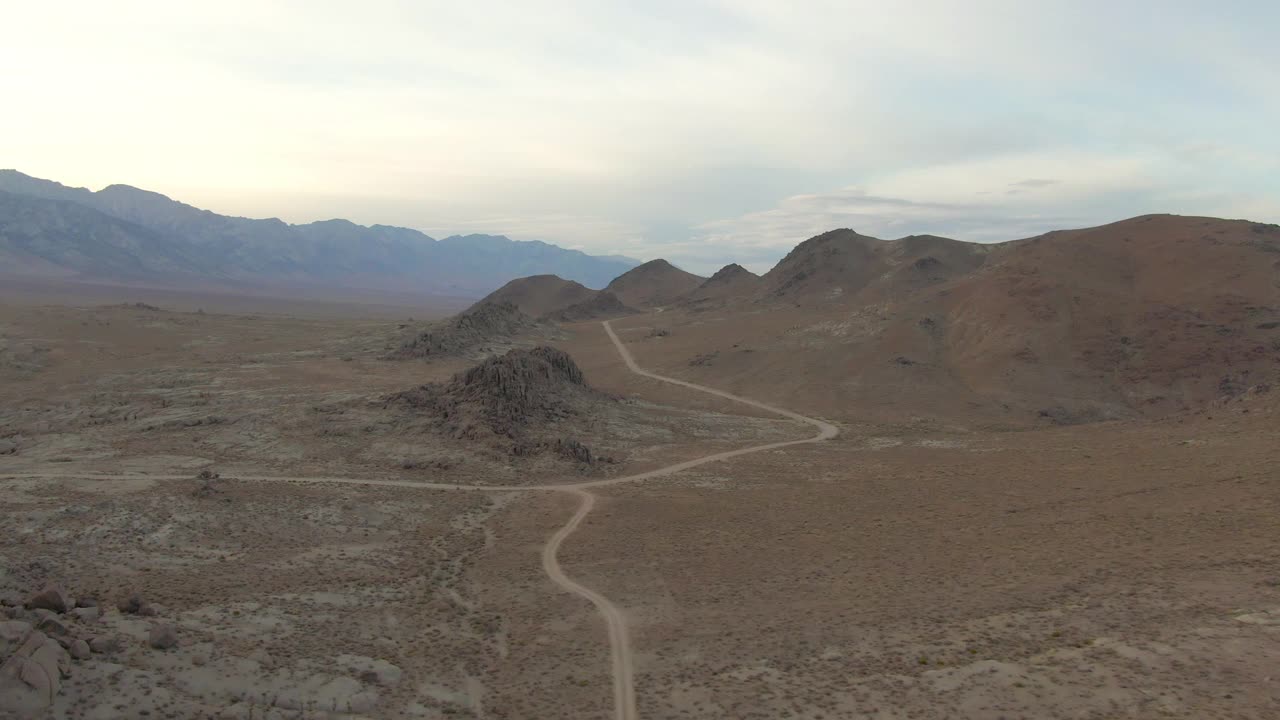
2, 295, 1278, 719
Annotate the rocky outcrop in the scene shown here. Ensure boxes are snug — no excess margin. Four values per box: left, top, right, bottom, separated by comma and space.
392, 347, 592, 438
389, 347, 613, 466
388, 301, 538, 359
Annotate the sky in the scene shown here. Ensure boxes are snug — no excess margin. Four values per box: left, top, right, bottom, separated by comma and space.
4, 1, 1278, 274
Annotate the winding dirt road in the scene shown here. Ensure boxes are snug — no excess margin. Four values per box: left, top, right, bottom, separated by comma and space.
0, 319, 837, 720
538, 320, 837, 720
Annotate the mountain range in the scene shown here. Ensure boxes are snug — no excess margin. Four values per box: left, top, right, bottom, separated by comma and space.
468, 213, 1280, 424
0, 170, 638, 297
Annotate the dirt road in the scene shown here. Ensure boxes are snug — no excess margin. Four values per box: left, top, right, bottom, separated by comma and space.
0, 319, 838, 720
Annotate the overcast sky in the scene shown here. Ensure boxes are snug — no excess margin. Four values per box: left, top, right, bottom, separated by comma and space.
5, 1, 1277, 273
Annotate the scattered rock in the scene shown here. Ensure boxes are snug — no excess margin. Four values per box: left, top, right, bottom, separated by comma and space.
88, 635, 119, 655
26, 585, 72, 614
193, 469, 224, 498
0, 591, 22, 607
74, 597, 97, 608
689, 351, 719, 366
70, 606, 101, 623
117, 592, 145, 615
34, 613, 69, 637
0, 620, 32, 658
69, 639, 90, 660
148, 623, 178, 650
0, 625, 69, 714
0, 439, 16, 455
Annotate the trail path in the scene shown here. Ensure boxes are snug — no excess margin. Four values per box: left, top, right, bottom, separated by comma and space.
0, 319, 838, 720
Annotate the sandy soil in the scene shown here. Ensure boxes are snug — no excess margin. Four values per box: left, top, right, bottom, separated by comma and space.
3, 297, 1279, 719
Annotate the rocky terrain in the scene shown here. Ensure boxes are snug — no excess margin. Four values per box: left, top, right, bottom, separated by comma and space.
388, 347, 616, 469
3, 212, 1280, 719
388, 301, 548, 361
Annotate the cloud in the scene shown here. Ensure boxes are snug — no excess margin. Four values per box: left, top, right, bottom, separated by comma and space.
1, 1, 1277, 275
1009, 179, 1060, 189
687, 186, 1073, 273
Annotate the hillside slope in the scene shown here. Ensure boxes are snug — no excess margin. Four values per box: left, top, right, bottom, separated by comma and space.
471, 275, 599, 317
604, 259, 705, 308
608, 215, 1280, 425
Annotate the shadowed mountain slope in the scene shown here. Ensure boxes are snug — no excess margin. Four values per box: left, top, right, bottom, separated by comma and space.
0, 170, 637, 296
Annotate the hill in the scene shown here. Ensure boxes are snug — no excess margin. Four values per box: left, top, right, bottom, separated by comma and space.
681, 263, 761, 307
471, 275, 598, 317
759, 228, 989, 304
0, 170, 637, 297
541, 291, 635, 322
388, 346, 616, 467
601, 215, 1280, 425
604, 259, 705, 308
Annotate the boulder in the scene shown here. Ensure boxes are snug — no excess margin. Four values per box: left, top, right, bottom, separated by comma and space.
148, 623, 178, 650
26, 586, 72, 613
34, 612, 70, 637
0, 627, 69, 713
88, 635, 120, 655
0, 620, 33, 658
70, 606, 101, 623
69, 639, 91, 661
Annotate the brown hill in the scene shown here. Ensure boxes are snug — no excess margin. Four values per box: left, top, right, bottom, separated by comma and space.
682, 263, 761, 305
471, 274, 598, 317
604, 259, 705, 308
932, 214, 1280, 416
541, 290, 635, 322
759, 229, 988, 304
599, 215, 1280, 425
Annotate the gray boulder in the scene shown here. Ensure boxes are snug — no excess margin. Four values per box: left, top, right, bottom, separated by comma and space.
0, 624, 70, 713
69, 639, 91, 661
148, 623, 178, 650
26, 586, 72, 614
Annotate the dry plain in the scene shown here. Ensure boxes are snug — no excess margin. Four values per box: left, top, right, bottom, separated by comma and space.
2, 297, 1278, 719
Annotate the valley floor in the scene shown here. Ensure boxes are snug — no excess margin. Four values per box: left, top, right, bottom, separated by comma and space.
2, 301, 1278, 719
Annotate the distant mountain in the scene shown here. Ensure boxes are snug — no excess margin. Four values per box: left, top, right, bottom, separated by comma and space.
0, 170, 638, 297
